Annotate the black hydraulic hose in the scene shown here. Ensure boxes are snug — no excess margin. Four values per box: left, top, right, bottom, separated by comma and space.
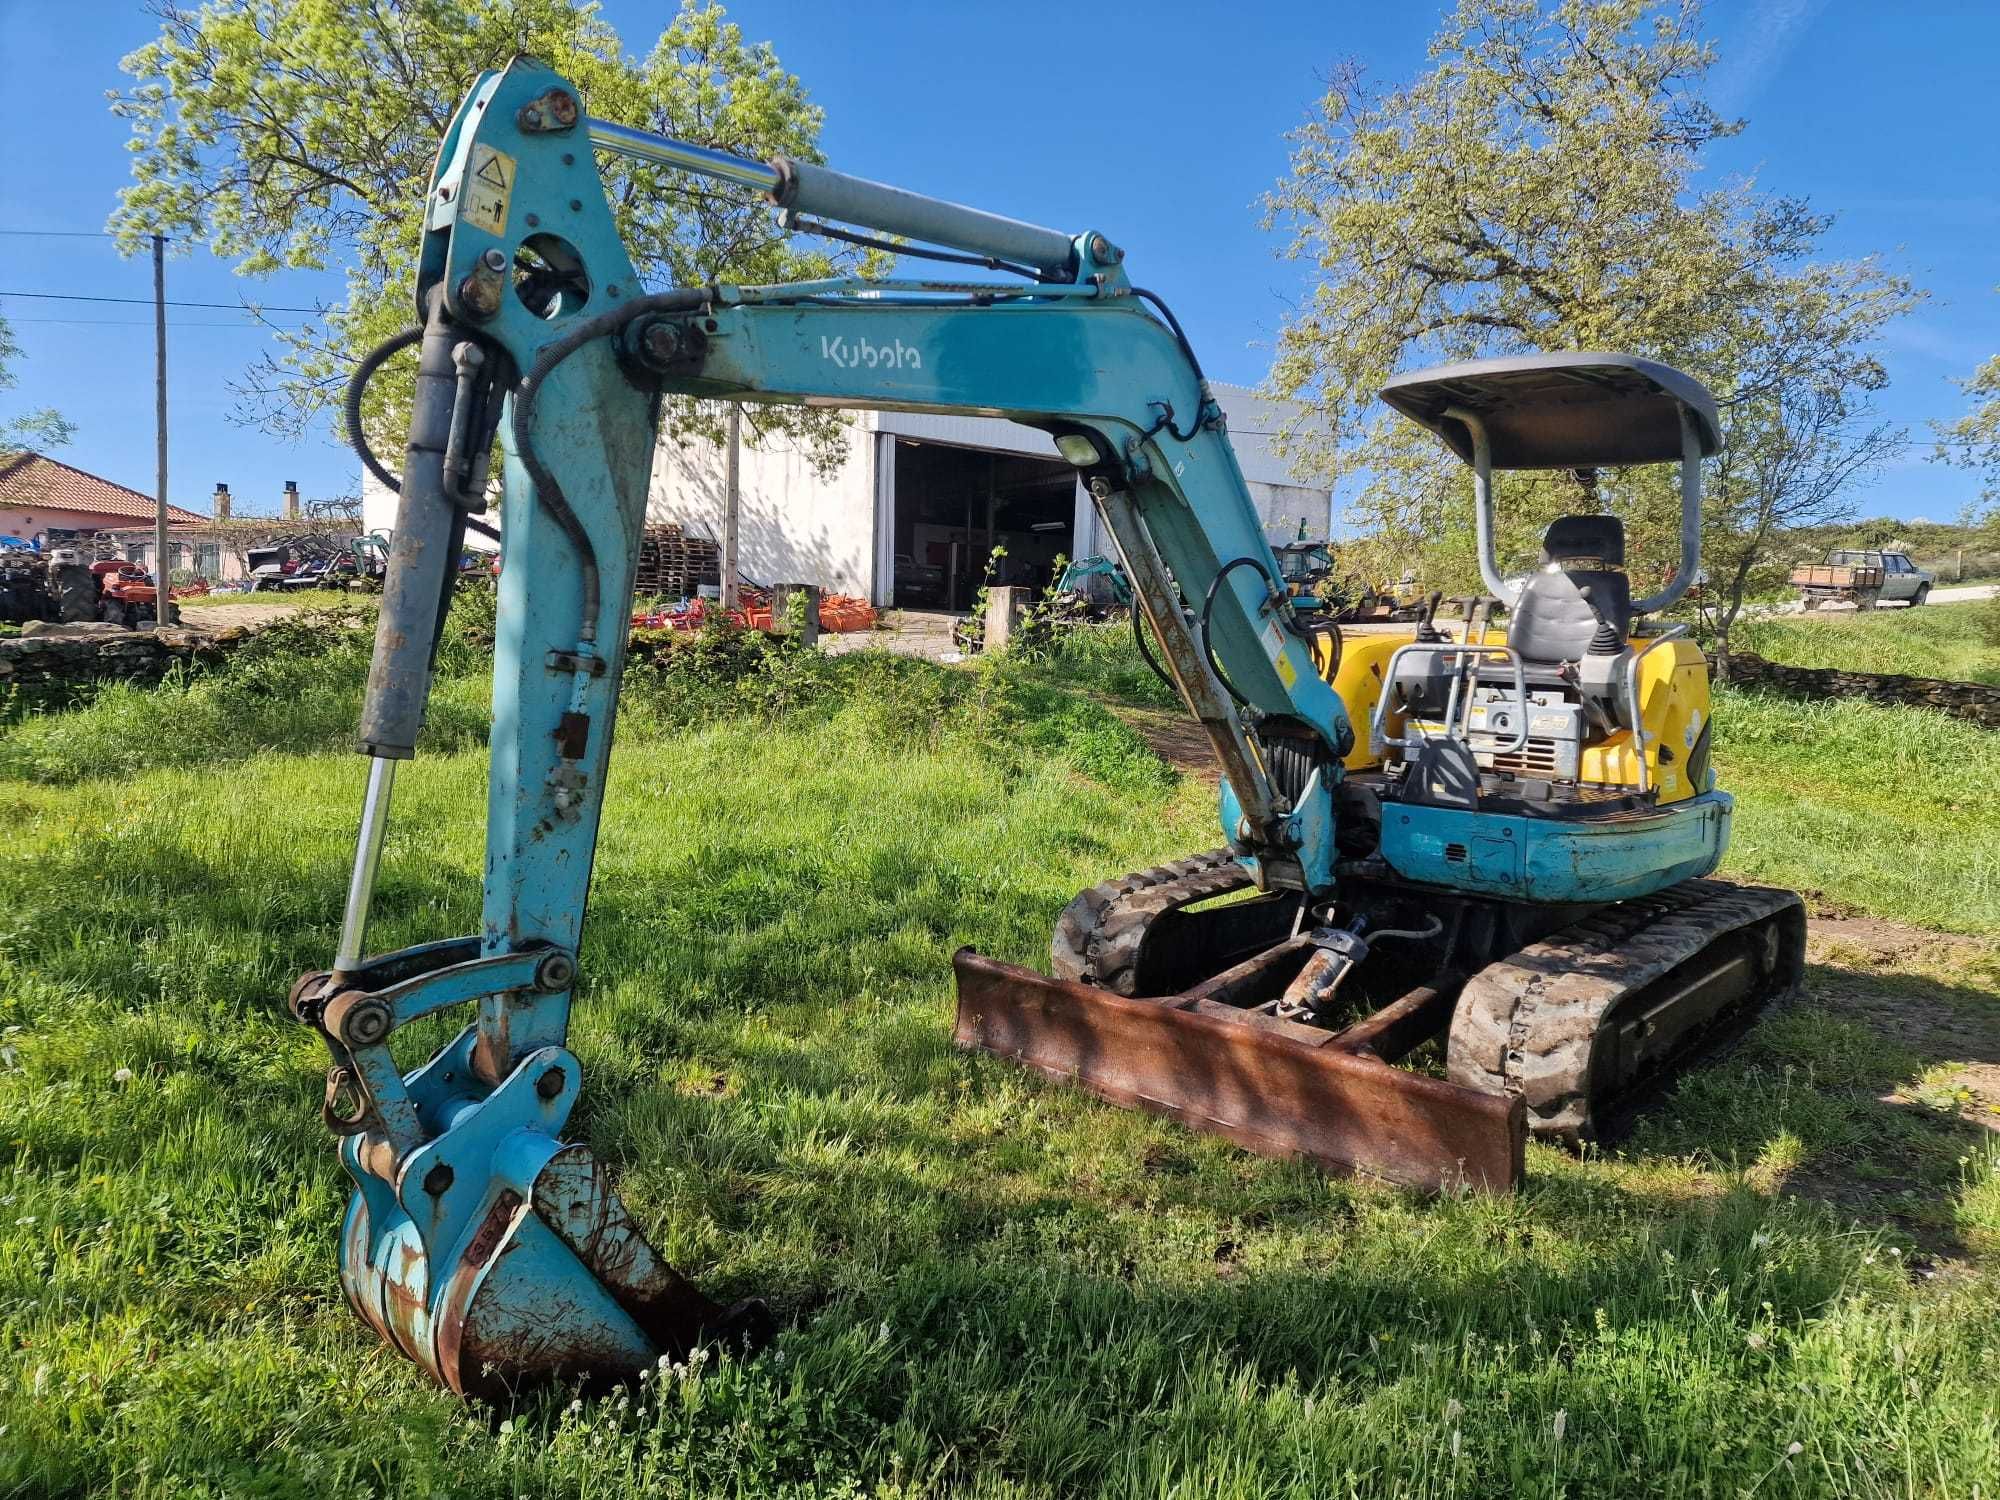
1199, 555, 1281, 711
1300, 613, 1343, 681
1129, 287, 1206, 384
1142, 400, 1203, 444
344, 326, 423, 495
510, 288, 712, 643
342, 324, 503, 546
1131, 599, 1175, 696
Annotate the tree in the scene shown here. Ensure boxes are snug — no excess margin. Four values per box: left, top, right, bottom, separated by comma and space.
109, 0, 856, 465
1934, 292, 2000, 521
0, 315, 77, 453
1696, 387, 1902, 665
1264, 0, 1916, 613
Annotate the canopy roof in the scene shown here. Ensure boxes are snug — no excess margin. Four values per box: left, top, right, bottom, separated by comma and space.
1378, 353, 1721, 470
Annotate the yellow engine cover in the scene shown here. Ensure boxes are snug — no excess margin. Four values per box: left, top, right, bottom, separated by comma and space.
1322, 628, 1712, 799
1322, 630, 1417, 771
1578, 639, 1711, 803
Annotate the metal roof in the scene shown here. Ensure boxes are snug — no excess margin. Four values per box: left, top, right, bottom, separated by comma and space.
1378, 353, 1721, 469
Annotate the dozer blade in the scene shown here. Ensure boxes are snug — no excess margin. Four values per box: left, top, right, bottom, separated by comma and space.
953, 951, 1524, 1192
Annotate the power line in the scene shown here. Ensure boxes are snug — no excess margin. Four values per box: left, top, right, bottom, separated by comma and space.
0, 229, 129, 239
4, 316, 304, 329
0, 289, 322, 313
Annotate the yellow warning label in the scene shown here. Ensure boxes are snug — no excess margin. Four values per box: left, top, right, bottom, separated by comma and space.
1275, 650, 1298, 689
460, 145, 515, 236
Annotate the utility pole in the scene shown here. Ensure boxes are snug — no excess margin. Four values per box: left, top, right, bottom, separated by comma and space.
721, 403, 741, 611
152, 233, 174, 627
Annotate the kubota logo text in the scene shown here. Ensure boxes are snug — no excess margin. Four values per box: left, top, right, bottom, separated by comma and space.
820, 335, 923, 371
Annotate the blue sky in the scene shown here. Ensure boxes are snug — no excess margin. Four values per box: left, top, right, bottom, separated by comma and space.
0, 0, 1993, 522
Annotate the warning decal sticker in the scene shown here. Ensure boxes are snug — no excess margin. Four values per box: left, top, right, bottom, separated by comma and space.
461, 145, 515, 236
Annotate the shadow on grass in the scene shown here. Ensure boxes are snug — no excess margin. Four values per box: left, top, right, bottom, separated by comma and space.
1622, 959, 2000, 1256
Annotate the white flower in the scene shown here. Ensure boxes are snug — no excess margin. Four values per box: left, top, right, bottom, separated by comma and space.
1888, 1247, 1902, 1258
1787, 1441, 1803, 1457
1443, 1398, 1463, 1422
1552, 1410, 1567, 1442
498, 1419, 514, 1437
1747, 1332, 1766, 1350
113, 1068, 134, 1084
878, 1321, 891, 1342
13, 1216, 33, 1226
1751, 1232, 1772, 1249
657, 1352, 672, 1371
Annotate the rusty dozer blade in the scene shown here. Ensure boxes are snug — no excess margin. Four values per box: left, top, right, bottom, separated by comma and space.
953, 949, 1525, 1192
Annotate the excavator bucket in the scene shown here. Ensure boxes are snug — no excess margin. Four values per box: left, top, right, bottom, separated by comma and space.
952, 949, 1526, 1193
295, 959, 769, 1400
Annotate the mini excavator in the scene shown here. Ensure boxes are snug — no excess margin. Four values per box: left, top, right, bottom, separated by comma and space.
292, 60, 1804, 1396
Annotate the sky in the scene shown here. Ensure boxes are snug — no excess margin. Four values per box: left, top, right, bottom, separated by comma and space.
0, 0, 1993, 523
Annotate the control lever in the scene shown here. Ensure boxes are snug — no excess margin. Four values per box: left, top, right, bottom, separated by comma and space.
1413, 590, 1447, 644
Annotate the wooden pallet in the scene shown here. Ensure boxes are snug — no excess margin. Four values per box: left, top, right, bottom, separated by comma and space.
632, 524, 721, 597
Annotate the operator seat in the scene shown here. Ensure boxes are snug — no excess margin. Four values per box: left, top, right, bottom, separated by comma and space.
1506, 515, 1631, 664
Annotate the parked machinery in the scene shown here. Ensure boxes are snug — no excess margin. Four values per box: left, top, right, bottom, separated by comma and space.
290, 61, 1802, 1397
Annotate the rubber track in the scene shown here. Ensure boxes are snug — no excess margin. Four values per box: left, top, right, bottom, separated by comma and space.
1447, 879, 1805, 1145
1050, 849, 1254, 995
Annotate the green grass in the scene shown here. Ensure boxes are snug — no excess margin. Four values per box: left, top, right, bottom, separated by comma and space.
1716, 688, 2000, 937
1731, 599, 2000, 686
177, 588, 365, 612
1, 617, 1997, 1495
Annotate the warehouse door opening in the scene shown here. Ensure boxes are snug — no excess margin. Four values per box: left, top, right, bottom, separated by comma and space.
889, 440, 1076, 610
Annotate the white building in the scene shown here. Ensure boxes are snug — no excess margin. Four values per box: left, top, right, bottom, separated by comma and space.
362, 382, 1331, 609
647, 382, 1332, 609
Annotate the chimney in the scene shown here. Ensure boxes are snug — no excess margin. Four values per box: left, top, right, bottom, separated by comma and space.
213, 482, 231, 521
283, 479, 300, 519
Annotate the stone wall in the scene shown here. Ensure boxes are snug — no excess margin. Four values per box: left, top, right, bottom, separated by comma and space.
1718, 650, 2000, 730
0, 621, 253, 692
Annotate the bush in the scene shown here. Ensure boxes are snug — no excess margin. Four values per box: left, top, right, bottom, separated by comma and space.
0, 606, 493, 784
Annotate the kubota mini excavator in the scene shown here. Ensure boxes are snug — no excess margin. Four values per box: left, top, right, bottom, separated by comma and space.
292, 59, 1804, 1397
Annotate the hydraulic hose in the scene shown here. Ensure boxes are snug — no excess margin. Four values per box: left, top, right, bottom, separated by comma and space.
1130, 596, 1176, 696
343, 324, 502, 545
344, 327, 423, 496
1199, 555, 1281, 711
509, 288, 712, 642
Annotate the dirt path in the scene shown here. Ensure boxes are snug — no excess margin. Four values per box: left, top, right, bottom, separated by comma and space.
1112, 703, 1222, 781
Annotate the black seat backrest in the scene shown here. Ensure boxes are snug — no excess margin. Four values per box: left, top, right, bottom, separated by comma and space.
1506, 515, 1632, 665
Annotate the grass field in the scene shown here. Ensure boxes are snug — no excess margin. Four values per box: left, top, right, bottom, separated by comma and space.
0, 614, 1996, 1496
1731, 599, 2000, 686
176, 589, 366, 612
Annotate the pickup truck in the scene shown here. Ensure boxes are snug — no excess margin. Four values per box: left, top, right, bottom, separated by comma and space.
1790, 548, 1933, 610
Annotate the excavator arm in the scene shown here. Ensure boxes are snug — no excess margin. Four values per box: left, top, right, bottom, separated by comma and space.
292, 58, 1359, 1396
